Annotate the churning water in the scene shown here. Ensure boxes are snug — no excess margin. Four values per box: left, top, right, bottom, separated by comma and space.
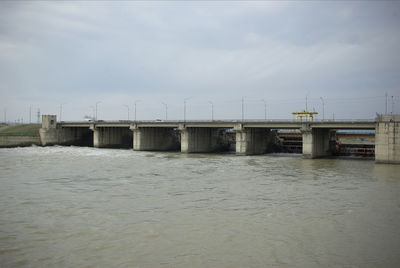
0, 146, 399, 267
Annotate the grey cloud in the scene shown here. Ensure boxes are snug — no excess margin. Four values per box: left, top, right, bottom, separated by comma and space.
1, 1, 399, 121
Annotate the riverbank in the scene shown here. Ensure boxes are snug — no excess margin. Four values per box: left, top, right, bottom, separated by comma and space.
0, 124, 41, 147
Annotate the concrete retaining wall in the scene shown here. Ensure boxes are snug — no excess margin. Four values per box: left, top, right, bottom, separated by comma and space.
0, 136, 41, 148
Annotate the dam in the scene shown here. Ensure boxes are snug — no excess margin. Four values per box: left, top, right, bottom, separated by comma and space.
39, 114, 400, 164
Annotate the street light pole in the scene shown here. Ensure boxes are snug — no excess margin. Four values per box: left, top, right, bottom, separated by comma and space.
90, 106, 95, 120
306, 94, 308, 111
392, 96, 394, 115
134, 100, 140, 121
95, 101, 101, 121
59, 104, 65, 122
320, 97, 325, 121
261, 99, 266, 120
385, 92, 388, 114
124, 105, 130, 120
184, 98, 189, 122
162, 102, 168, 121
241, 96, 245, 121
208, 101, 214, 121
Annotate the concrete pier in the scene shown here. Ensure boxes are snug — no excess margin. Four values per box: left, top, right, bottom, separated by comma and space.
179, 126, 223, 153
131, 126, 180, 151
375, 114, 400, 164
234, 124, 273, 155
301, 125, 331, 158
90, 126, 132, 148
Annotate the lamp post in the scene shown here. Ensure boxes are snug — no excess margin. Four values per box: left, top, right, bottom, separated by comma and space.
320, 97, 325, 121
261, 99, 266, 120
208, 101, 214, 121
241, 96, 245, 121
134, 100, 140, 121
184, 98, 189, 122
59, 104, 62, 122
306, 94, 308, 111
59, 103, 66, 121
89, 106, 95, 120
95, 101, 101, 121
385, 92, 388, 114
392, 96, 394, 115
162, 102, 168, 121
124, 105, 130, 120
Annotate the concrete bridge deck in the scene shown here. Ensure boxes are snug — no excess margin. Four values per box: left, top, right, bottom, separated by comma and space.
59, 120, 376, 130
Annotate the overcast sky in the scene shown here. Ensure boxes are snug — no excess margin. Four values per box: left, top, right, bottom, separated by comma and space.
1, 1, 399, 122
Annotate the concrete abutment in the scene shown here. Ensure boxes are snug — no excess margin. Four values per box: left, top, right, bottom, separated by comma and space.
40, 115, 93, 146
375, 115, 400, 164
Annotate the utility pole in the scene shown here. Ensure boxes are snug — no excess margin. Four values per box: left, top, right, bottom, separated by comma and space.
162, 102, 168, 121
4, 109, 6, 123
320, 97, 325, 121
261, 99, 266, 120
29, 106, 32, 124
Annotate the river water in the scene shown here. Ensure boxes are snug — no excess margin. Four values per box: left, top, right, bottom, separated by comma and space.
0, 146, 399, 268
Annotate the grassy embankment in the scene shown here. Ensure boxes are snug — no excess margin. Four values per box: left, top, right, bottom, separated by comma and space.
0, 124, 41, 137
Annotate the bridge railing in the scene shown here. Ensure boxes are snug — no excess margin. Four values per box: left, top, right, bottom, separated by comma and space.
59, 118, 376, 124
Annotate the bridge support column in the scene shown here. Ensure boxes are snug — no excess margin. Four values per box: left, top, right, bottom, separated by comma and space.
179, 126, 223, 153
234, 124, 273, 155
375, 114, 400, 164
130, 126, 180, 151
301, 125, 331, 158
90, 126, 132, 148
